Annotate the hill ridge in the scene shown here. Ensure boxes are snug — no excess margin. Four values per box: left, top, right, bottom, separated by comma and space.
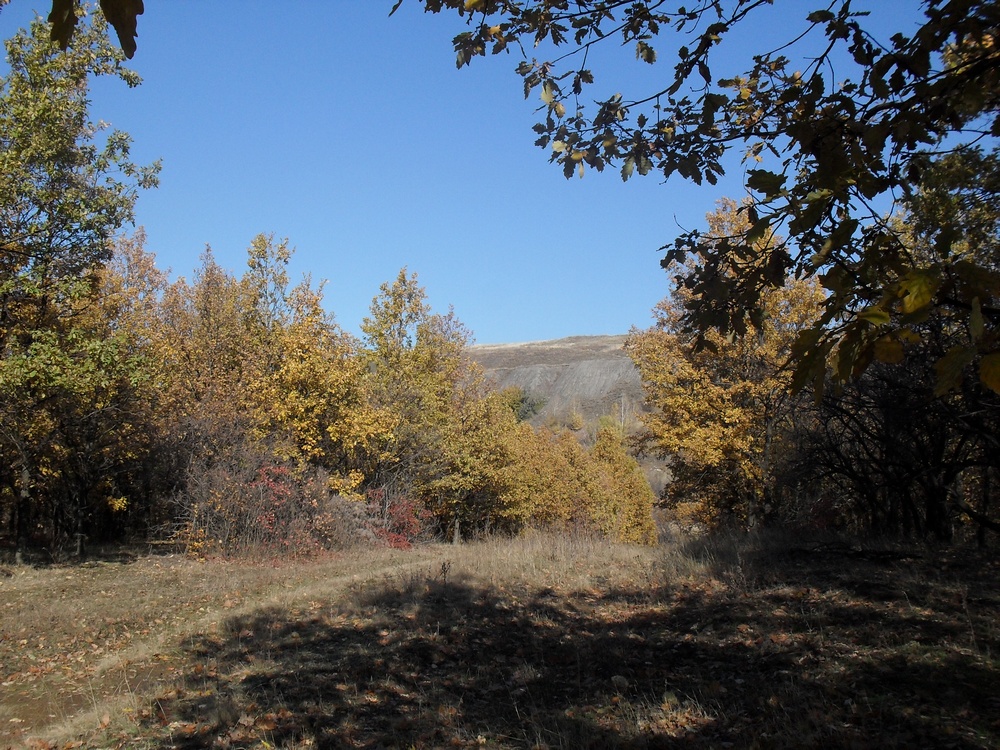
470, 334, 644, 428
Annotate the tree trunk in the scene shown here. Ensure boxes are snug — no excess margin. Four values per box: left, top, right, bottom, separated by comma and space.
979, 469, 992, 549
14, 464, 29, 565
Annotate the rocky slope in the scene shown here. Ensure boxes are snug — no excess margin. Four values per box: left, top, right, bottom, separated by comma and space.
470, 335, 646, 429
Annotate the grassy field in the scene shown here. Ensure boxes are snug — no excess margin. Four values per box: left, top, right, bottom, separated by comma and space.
1, 532, 998, 749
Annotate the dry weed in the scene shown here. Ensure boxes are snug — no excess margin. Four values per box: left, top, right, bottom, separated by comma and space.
2, 531, 997, 749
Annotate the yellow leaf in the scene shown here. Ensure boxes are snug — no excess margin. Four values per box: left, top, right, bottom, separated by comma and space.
979, 353, 1000, 394
898, 269, 939, 314
857, 307, 890, 326
108, 496, 128, 512
873, 336, 904, 364
540, 82, 554, 105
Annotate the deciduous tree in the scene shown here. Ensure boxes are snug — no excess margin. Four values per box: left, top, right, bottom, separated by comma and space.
626, 199, 824, 527
360, 269, 504, 537
794, 148, 1000, 540
500, 423, 657, 543
0, 13, 157, 555
246, 257, 390, 495
588, 425, 658, 544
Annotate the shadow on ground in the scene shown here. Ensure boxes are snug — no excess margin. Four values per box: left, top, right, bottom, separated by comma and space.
144, 542, 1000, 749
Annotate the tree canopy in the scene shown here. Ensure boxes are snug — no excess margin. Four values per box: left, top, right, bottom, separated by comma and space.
627, 199, 824, 527
411, 0, 1000, 394
13, 0, 998, 548
0, 11, 157, 555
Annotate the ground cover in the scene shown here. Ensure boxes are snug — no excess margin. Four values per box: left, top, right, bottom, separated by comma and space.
1, 532, 997, 748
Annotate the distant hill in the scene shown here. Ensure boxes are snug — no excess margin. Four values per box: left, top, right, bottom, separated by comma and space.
470, 335, 646, 430
471, 335, 669, 497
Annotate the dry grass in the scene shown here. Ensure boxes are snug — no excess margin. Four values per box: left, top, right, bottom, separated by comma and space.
0, 545, 437, 746
1, 531, 998, 749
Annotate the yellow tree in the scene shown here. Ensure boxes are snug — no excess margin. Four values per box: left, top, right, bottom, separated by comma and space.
360, 269, 517, 538
150, 248, 256, 454
149, 234, 289, 454
588, 425, 658, 545
500, 424, 657, 544
420, 384, 524, 537
500, 426, 594, 530
145, 235, 400, 553
626, 199, 824, 528
248, 278, 393, 497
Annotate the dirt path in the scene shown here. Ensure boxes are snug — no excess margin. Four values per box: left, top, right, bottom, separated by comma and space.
0, 547, 449, 746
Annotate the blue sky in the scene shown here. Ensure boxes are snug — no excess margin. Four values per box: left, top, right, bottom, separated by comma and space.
0, 1, 918, 343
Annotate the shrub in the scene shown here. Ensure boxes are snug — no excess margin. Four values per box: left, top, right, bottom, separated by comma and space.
170, 448, 371, 558
364, 487, 435, 549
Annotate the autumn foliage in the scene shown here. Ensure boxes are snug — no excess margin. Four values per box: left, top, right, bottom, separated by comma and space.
628, 199, 1000, 540
0, 65, 660, 562
627, 200, 824, 528
0, 11, 659, 555
153, 261, 659, 553
5, 8, 999, 554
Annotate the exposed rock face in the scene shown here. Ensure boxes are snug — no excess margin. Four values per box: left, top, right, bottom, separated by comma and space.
472, 335, 669, 498
470, 335, 645, 428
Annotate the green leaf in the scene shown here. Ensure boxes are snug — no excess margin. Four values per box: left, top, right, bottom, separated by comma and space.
826, 218, 859, 254
746, 170, 786, 198
621, 156, 635, 181
873, 336, 904, 364
791, 326, 823, 360
806, 10, 835, 23
636, 40, 657, 64
745, 217, 770, 246
835, 328, 863, 382
805, 188, 833, 202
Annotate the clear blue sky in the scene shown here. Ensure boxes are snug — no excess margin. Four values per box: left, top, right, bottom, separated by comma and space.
0, 1, 919, 343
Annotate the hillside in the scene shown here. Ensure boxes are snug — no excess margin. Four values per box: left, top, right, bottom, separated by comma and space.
470, 335, 646, 429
